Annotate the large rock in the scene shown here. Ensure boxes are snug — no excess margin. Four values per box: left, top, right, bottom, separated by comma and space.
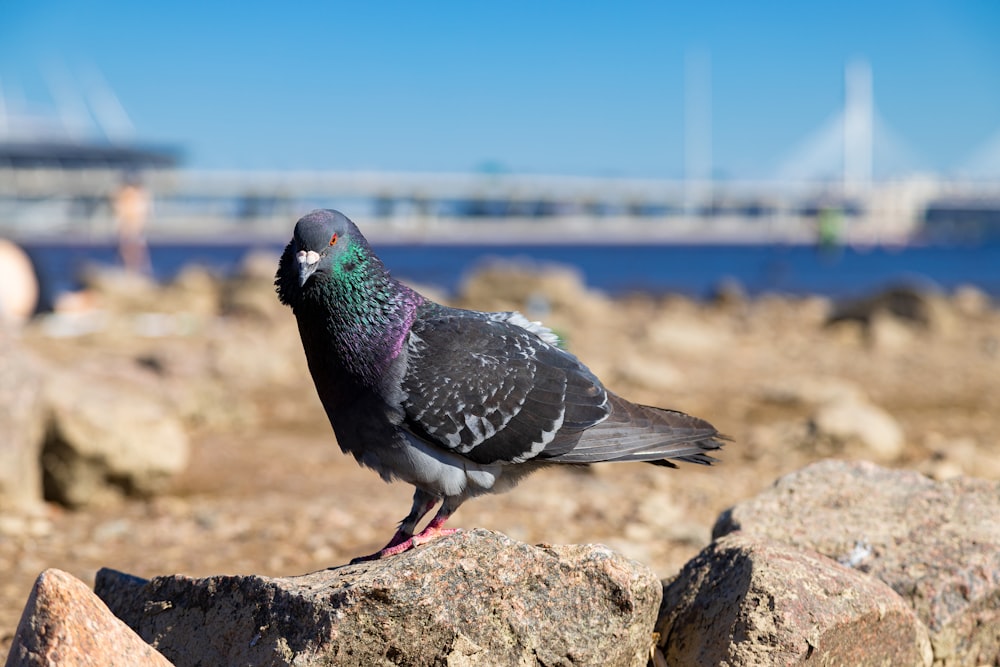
160, 264, 222, 318
809, 396, 905, 459
713, 460, 1000, 666
78, 265, 161, 315
6, 568, 171, 667
207, 321, 302, 390
42, 369, 190, 507
459, 260, 590, 310
656, 533, 932, 666
753, 375, 905, 460
95, 529, 661, 667
754, 375, 865, 408
220, 249, 286, 321
0, 238, 39, 326
828, 284, 951, 328
0, 341, 46, 510
457, 260, 612, 328
642, 310, 731, 356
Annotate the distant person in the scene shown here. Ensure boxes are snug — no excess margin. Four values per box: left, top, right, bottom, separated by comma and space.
816, 207, 842, 249
112, 171, 152, 275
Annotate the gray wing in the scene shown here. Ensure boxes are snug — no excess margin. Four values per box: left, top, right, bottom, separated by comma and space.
399, 311, 611, 465
551, 393, 724, 466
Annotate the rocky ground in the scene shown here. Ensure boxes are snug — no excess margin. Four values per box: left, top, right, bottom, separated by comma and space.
1, 254, 999, 663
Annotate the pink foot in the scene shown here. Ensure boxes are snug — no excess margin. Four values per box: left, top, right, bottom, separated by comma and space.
350, 525, 461, 563
412, 524, 459, 547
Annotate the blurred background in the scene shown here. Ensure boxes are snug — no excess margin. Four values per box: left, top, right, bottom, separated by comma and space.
1, 2, 999, 309
1, 2, 1000, 660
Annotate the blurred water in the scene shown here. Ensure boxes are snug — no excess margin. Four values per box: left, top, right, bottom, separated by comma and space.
21, 239, 1000, 310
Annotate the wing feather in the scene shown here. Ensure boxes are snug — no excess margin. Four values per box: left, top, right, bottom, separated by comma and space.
398, 307, 723, 469
399, 308, 609, 465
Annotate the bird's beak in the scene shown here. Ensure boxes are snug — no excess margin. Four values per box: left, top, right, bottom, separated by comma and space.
296, 249, 321, 287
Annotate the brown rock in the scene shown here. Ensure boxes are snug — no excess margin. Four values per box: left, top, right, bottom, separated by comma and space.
96, 529, 661, 667
642, 311, 730, 356
714, 460, 1000, 666
42, 369, 190, 507
827, 284, 956, 334
657, 533, 932, 666
207, 321, 302, 390
5, 568, 171, 667
809, 397, 905, 460
0, 239, 39, 326
754, 375, 865, 409
0, 341, 46, 510
951, 284, 992, 318
78, 265, 160, 314
221, 250, 286, 321
161, 264, 221, 318
457, 260, 612, 328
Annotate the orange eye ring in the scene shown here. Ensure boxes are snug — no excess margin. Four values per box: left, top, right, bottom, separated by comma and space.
329, 233, 338, 246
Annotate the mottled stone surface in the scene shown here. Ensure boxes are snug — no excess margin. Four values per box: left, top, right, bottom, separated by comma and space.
714, 460, 1000, 666
0, 341, 46, 510
96, 529, 661, 667
5, 568, 171, 667
42, 368, 190, 507
657, 533, 932, 666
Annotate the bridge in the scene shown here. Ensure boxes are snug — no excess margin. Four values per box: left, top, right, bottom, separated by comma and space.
4, 162, 1000, 245
2, 60, 999, 245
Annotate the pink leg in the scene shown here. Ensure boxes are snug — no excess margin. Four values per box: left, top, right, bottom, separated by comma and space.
350, 499, 461, 563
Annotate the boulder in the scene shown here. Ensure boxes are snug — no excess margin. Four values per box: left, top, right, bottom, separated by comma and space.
160, 264, 221, 318
6, 568, 171, 667
713, 460, 1000, 667
753, 376, 905, 460
457, 260, 612, 327
867, 310, 918, 349
0, 238, 39, 326
42, 368, 190, 507
95, 529, 661, 667
656, 533, 932, 666
754, 375, 865, 409
615, 354, 685, 393
642, 312, 730, 356
78, 265, 160, 315
220, 249, 286, 321
207, 320, 302, 391
809, 397, 905, 459
0, 341, 47, 510
828, 284, 956, 334
950, 284, 992, 318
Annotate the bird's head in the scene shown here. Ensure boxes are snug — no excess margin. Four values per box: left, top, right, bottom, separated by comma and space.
275, 209, 375, 306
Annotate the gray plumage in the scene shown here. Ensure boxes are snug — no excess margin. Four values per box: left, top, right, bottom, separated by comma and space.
276, 209, 725, 561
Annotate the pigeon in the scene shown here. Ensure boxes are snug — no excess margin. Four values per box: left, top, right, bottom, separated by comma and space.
275, 209, 725, 562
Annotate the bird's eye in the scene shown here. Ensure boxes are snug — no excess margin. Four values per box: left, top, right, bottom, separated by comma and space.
329, 233, 338, 246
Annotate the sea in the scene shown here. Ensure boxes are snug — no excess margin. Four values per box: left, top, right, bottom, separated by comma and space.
20, 238, 1000, 311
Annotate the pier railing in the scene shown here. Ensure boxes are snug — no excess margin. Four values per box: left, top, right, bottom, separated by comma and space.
1, 167, 997, 244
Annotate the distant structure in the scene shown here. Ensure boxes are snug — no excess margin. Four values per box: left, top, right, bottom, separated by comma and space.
774, 58, 922, 190
0, 68, 179, 237
0, 69, 178, 171
684, 49, 712, 211
2, 59, 999, 245
842, 59, 873, 194
960, 127, 1000, 179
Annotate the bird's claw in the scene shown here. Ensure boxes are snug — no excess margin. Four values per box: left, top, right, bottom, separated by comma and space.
412, 526, 459, 547
349, 526, 462, 564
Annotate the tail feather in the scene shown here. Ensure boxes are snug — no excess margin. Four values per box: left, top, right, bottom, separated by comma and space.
548, 393, 726, 465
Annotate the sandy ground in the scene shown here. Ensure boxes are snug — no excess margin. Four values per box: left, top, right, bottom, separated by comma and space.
2, 271, 999, 660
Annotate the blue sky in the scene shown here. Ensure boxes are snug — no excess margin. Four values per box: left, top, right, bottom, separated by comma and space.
1, 2, 998, 178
